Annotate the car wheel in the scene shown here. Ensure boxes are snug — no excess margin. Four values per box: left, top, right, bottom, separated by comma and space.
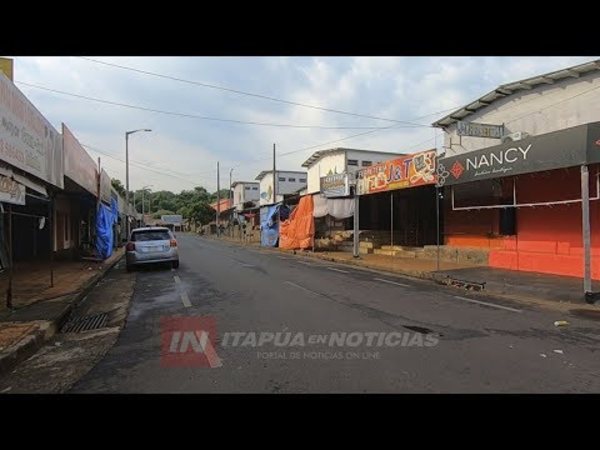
172, 260, 180, 269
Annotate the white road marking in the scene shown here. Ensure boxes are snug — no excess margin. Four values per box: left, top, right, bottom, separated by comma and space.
240, 263, 256, 268
284, 281, 321, 296
453, 295, 522, 313
373, 277, 409, 287
173, 275, 192, 307
180, 291, 192, 308
327, 267, 349, 274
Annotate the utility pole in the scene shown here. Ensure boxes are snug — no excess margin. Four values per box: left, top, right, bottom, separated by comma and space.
353, 187, 360, 258
582, 165, 592, 296
229, 168, 234, 203
216, 161, 220, 237
272, 143, 277, 204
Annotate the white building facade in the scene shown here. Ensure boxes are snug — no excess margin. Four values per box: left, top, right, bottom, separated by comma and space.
256, 170, 307, 206
231, 181, 260, 211
434, 59, 600, 155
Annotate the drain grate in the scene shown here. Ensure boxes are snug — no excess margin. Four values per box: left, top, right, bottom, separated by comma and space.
61, 312, 109, 333
446, 276, 486, 291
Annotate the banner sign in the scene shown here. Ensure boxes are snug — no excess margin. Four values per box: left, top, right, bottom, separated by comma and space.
0, 174, 25, 205
356, 149, 437, 195
0, 73, 64, 188
100, 169, 111, 205
320, 172, 349, 197
161, 214, 183, 225
457, 121, 504, 139
63, 123, 98, 196
438, 122, 600, 187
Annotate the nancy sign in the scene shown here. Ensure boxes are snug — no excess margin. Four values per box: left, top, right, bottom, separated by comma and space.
356, 149, 437, 195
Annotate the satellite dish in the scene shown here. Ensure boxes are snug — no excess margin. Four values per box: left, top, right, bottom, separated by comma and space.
38, 217, 46, 230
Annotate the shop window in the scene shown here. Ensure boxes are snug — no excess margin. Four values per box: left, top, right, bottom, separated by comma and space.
362, 161, 372, 167
348, 159, 358, 166
245, 186, 251, 190
499, 208, 517, 236
288, 177, 296, 182
299, 178, 306, 183
252, 187, 258, 190
453, 179, 506, 208
278, 177, 286, 182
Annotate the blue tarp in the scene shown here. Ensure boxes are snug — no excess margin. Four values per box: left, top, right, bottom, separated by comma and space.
96, 201, 118, 259
260, 204, 289, 247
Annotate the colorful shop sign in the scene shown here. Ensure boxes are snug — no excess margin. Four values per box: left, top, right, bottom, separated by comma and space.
356, 149, 437, 195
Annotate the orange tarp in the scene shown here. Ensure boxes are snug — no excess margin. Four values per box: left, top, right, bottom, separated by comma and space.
279, 195, 314, 249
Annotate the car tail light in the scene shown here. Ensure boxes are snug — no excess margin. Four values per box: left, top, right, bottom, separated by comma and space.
170, 239, 177, 247
126, 242, 135, 251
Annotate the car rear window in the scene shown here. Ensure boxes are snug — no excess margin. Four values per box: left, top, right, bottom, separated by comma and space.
132, 230, 171, 241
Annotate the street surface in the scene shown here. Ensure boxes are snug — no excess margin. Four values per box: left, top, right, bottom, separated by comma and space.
64, 233, 600, 393
3, 233, 598, 393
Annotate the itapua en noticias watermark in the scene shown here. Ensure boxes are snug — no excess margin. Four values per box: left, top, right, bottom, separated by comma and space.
161, 316, 440, 368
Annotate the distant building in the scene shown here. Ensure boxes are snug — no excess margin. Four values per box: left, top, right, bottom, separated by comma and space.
255, 170, 307, 206
231, 181, 260, 211
301, 148, 404, 195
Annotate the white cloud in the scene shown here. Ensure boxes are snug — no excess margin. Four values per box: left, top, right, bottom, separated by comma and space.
8, 56, 600, 193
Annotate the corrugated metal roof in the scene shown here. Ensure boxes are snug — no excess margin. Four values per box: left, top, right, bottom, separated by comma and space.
231, 181, 259, 188
432, 59, 600, 128
254, 170, 306, 181
301, 147, 403, 168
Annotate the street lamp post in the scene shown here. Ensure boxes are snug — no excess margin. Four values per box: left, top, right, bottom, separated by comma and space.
125, 129, 152, 236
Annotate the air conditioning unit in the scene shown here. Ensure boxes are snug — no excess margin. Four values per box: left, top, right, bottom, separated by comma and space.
501, 131, 529, 144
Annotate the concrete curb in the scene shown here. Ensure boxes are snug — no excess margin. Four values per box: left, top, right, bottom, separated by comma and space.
0, 252, 125, 378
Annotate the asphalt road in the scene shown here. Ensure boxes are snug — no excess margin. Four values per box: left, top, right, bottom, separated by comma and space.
72, 234, 600, 393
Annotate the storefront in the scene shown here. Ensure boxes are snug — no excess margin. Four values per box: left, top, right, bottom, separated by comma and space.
0, 72, 65, 306
437, 121, 600, 290
356, 149, 438, 248
60, 123, 99, 259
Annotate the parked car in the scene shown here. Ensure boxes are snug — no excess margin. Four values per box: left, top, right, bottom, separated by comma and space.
125, 227, 179, 271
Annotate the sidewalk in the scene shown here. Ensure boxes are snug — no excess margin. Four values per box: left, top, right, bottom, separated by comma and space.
0, 248, 124, 376
210, 235, 600, 312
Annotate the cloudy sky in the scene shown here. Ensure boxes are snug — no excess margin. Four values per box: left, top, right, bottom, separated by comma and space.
7, 56, 598, 193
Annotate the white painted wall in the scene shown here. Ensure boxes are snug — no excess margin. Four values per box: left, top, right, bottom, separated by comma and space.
233, 182, 259, 211
442, 71, 600, 155
258, 171, 307, 205
306, 151, 345, 194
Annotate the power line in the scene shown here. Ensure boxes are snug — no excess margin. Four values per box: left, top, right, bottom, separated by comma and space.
79, 57, 430, 127
83, 144, 209, 187
15, 80, 427, 130
228, 107, 458, 170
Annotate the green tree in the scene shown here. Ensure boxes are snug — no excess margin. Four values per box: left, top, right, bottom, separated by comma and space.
111, 178, 126, 197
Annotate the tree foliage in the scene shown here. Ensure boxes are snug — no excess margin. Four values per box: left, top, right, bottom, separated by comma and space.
112, 179, 228, 226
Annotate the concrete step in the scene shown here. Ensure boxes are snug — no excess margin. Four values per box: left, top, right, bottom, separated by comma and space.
373, 249, 407, 256
420, 245, 489, 265
380, 245, 424, 252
